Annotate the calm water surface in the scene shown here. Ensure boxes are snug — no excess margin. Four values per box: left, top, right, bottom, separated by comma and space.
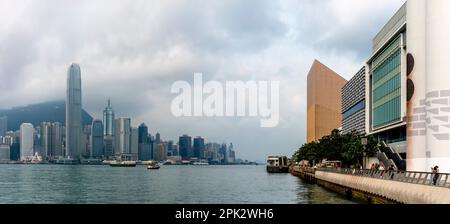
0, 165, 356, 204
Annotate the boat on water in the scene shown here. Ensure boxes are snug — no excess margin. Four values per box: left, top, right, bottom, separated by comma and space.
192, 162, 209, 166
266, 156, 289, 173
147, 161, 160, 170
147, 164, 161, 170
109, 160, 137, 167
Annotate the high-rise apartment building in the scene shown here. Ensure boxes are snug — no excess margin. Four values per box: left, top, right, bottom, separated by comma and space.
20, 123, 34, 161
51, 122, 63, 157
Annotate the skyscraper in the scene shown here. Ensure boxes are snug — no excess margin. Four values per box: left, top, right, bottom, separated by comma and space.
91, 120, 104, 158
0, 116, 7, 137
20, 123, 34, 161
66, 63, 82, 159
138, 123, 148, 144
10, 143, 20, 161
193, 136, 205, 159
114, 118, 131, 155
155, 132, 161, 144
82, 125, 91, 157
51, 122, 63, 157
104, 136, 114, 158
228, 143, 235, 164
103, 99, 115, 137
219, 143, 227, 164
0, 144, 10, 161
130, 127, 138, 157
40, 122, 52, 159
179, 135, 192, 160
167, 140, 174, 156
33, 126, 41, 157
138, 123, 151, 161
155, 142, 168, 162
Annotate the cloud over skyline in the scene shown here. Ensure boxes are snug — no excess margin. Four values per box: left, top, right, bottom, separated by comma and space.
0, 0, 406, 160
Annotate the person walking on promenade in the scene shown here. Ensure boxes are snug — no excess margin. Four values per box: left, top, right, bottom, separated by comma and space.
432, 166, 440, 185
388, 165, 395, 180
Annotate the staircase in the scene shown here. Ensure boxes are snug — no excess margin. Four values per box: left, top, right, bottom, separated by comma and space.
378, 141, 406, 170
376, 152, 397, 170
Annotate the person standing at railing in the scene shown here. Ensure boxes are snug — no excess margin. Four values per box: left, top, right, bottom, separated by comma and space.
432, 166, 440, 186
388, 165, 395, 180
370, 164, 376, 177
379, 165, 385, 178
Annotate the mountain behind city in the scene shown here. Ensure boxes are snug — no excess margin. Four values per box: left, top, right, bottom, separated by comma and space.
0, 101, 93, 131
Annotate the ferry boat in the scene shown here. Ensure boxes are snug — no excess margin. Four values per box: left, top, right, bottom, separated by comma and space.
192, 162, 209, 166
147, 164, 161, 170
147, 161, 160, 170
266, 156, 289, 173
109, 160, 137, 167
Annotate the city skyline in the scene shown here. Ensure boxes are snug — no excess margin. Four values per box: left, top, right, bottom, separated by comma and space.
0, 0, 406, 161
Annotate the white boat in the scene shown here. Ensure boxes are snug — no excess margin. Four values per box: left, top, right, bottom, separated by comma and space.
109, 160, 137, 167
147, 161, 160, 170
192, 162, 209, 165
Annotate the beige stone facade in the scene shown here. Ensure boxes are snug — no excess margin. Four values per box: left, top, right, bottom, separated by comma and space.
307, 60, 347, 143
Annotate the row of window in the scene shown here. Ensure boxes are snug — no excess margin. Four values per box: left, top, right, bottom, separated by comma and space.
373, 96, 401, 128
343, 100, 365, 120
372, 36, 401, 71
371, 36, 402, 129
373, 49, 401, 84
373, 74, 401, 103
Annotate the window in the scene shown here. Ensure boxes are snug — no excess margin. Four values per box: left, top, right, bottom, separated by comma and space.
343, 100, 365, 120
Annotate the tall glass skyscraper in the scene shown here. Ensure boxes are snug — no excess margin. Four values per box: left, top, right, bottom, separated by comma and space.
138, 123, 151, 161
91, 120, 104, 158
179, 135, 192, 160
66, 63, 82, 159
103, 99, 115, 137
193, 136, 205, 159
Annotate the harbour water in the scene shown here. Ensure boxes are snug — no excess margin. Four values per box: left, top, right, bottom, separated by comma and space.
0, 165, 355, 204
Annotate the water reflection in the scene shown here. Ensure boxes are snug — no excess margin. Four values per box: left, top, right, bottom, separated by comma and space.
0, 165, 357, 204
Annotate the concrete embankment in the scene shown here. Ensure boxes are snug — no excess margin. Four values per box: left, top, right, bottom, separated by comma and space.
290, 166, 450, 204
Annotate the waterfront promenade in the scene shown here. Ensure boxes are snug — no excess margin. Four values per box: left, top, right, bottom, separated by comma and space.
290, 166, 450, 204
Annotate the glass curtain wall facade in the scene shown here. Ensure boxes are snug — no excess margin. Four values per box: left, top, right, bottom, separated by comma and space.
371, 36, 402, 129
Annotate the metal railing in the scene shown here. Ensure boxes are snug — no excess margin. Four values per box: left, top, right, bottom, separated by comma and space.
316, 167, 450, 189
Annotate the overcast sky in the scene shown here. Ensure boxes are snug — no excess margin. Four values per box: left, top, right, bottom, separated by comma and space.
0, 0, 406, 161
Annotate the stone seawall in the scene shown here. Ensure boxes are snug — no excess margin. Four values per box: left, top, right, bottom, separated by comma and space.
290, 167, 450, 204
315, 171, 450, 204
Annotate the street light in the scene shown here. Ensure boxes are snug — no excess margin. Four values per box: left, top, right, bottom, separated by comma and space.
361, 137, 368, 169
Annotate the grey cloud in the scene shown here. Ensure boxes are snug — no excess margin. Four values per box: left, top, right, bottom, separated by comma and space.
290, 0, 406, 60
0, 0, 405, 160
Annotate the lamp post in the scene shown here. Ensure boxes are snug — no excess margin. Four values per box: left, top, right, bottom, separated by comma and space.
361, 137, 368, 170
